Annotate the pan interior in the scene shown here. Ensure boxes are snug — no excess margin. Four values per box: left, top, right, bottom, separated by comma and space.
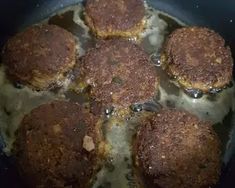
0, 0, 234, 188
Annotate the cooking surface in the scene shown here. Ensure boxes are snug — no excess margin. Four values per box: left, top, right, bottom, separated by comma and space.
0, 0, 234, 188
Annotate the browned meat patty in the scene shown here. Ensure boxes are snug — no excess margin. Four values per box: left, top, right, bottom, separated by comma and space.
134, 109, 221, 188
85, 0, 146, 38
2, 24, 76, 90
77, 39, 159, 111
161, 27, 233, 93
14, 101, 104, 188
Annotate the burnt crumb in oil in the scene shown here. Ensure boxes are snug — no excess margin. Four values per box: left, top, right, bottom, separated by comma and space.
126, 170, 138, 188
154, 90, 161, 101
145, 7, 153, 20
124, 157, 129, 162
3, 107, 11, 116
125, 172, 134, 181
105, 157, 115, 172
165, 100, 175, 108
124, 156, 138, 188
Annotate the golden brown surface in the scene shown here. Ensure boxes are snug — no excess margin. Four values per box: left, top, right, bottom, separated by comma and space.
78, 39, 159, 111
85, 0, 146, 38
2, 24, 76, 90
14, 101, 103, 188
162, 27, 233, 92
135, 109, 221, 188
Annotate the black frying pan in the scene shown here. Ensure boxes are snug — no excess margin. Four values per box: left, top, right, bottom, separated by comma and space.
0, 0, 234, 187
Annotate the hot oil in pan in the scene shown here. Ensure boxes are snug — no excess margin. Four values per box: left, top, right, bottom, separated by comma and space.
0, 3, 234, 188
48, 5, 234, 188
48, 6, 96, 56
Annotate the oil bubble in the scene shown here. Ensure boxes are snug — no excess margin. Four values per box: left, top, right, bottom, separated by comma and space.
150, 53, 161, 67
130, 104, 143, 112
184, 88, 203, 99
105, 106, 114, 116
209, 88, 222, 95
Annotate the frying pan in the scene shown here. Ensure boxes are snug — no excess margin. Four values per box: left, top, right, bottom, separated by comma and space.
0, 0, 234, 187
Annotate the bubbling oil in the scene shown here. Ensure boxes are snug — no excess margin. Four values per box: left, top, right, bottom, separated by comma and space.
0, 2, 234, 188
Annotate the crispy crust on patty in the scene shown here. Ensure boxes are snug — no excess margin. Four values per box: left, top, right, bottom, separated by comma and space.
2, 24, 76, 90
14, 101, 103, 188
85, 0, 146, 38
135, 109, 221, 188
78, 39, 159, 109
162, 27, 233, 92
